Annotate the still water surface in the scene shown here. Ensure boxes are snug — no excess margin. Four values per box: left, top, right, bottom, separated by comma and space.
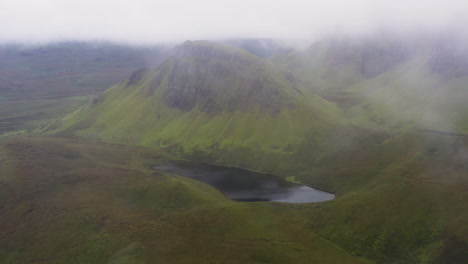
153, 160, 335, 203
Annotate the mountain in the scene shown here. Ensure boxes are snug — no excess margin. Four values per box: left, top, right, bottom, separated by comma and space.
50, 40, 348, 174
272, 32, 468, 134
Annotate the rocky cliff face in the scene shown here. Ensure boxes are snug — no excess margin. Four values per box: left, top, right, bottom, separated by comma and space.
155, 41, 300, 114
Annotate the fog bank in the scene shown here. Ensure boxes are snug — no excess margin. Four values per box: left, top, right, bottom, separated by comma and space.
1, 0, 467, 43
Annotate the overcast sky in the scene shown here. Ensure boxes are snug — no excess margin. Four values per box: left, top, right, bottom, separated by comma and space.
0, 0, 467, 43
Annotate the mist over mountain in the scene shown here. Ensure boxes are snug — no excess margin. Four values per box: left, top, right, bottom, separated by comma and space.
0, 42, 172, 99
1, 0, 467, 43
273, 30, 468, 133
223, 39, 296, 58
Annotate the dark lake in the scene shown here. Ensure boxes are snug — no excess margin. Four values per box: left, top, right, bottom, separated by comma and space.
153, 160, 335, 203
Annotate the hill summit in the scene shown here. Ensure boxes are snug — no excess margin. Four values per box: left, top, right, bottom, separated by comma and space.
154, 40, 302, 114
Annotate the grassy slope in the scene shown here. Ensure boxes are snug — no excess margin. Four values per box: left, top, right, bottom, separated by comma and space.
302, 131, 468, 263
0, 136, 371, 264
0, 96, 89, 136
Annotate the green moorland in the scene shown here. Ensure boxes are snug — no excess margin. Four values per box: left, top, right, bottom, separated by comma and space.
0, 96, 89, 135
303, 130, 468, 263
0, 42, 169, 99
0, 38, 467, 264
0, 136, 371, 264
0, 42, 170, 136
0, 134, 465, 263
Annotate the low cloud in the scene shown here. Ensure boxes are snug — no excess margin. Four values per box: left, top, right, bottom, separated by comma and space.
0, 0, 467, 44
